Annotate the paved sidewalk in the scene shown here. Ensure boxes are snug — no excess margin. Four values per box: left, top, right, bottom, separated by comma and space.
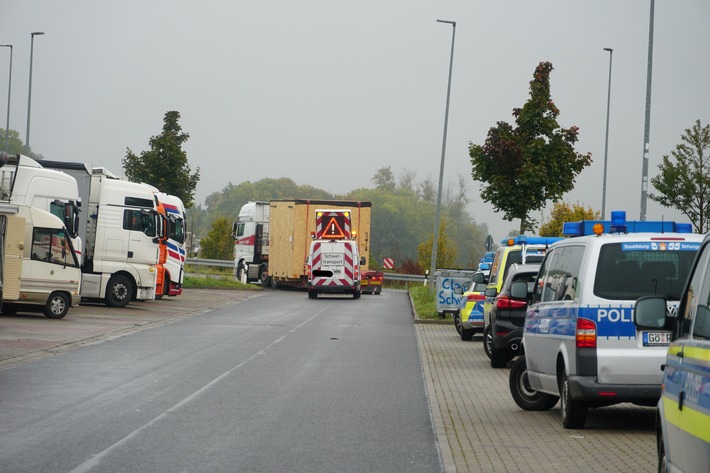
415, 323, 657, 473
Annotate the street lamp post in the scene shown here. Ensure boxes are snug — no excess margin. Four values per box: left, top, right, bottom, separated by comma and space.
640, 0, 655, 221
601, 48, 613, 220
26, 31, 44, 152
429, 19, 456, 291
1, 44, 12, 151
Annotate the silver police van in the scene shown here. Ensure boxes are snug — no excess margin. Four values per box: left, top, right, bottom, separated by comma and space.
634, 231, 710, 473
509, 212, 702, 429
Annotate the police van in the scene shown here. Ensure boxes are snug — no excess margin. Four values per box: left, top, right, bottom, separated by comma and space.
509, 212, 703, 429
634, 232, 710, 473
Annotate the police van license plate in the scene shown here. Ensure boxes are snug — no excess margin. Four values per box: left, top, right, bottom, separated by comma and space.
642, 331, 670, 346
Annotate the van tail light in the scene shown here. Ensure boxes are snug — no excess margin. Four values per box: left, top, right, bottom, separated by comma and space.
467, 293, 485, 302
576, 318, 597, 348
496, 294, 527, 310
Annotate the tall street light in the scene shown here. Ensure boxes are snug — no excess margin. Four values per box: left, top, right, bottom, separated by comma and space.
640, 0, 655, 221
26, 31, 44, 152
601, 48, 613, 220
0, 44, 12, 151
429, 19, 456, 291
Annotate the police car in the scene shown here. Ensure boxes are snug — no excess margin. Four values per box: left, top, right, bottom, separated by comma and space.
509, 212, 703, 429
634, 232, 710, 473
477, 236, 561, 356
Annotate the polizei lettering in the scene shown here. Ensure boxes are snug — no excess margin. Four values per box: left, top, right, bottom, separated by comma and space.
597, 308, 633, 323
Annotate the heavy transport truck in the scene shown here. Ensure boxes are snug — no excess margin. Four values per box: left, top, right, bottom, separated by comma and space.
232, 199, 372, 288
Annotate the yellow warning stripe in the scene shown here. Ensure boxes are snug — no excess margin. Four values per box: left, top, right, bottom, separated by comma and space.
662, 396, 710, 444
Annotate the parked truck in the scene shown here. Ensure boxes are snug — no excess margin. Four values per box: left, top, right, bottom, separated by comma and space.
38, 161, 161, 307
154, 191, 186, 297
232, 199, 372, 288
0, 154, 82, 260
0, 201, 81, 319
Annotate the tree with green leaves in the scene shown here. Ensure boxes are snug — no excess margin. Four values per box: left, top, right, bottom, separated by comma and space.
469, 62, 592, 234
417, 219, 458, 272
123, 111, 200, 208
650, 119, 710, 233
1, 128, 43, 159
539, 201, 600, 236
372, 166, 396, 191
198, 217, 233, 260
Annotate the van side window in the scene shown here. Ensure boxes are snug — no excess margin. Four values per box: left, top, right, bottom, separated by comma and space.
681, 244, 710, 339
534, 250, 555, 303
534, 245, 584, 303
31, 227, 79, 268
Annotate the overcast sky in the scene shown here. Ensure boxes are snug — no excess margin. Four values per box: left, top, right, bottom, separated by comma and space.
1, 0, 709, 241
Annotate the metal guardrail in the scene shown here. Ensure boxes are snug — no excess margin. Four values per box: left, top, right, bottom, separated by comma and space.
184, 258, 427, 282
185, 258, 233, 269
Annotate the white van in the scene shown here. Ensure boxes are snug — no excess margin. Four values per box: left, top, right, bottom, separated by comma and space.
0, 203, 81, 319
307, 239, 364, 299
509, 212, 703, 428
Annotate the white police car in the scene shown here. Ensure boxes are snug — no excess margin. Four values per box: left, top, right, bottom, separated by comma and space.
634, 232, 710, 473
509, 212, 703, 429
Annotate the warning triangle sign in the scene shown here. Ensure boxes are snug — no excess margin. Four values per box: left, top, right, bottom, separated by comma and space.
322, 216, 346, 239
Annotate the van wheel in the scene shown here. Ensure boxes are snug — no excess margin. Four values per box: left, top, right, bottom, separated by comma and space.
509, 356, 559, 411
44, 292, 70, 319
453, 311, 463, 335
105, 274, 133, 308
560, 370, 588, 429
483, 325, 493, 358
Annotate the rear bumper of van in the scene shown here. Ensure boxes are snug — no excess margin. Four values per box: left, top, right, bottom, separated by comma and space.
308, 284, 359, 295
568, 375, 661, 405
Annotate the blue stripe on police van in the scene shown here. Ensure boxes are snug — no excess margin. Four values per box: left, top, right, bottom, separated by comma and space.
525, 304, 668, 340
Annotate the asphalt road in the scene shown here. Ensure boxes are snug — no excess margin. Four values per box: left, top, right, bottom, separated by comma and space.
0, 290, 441, 473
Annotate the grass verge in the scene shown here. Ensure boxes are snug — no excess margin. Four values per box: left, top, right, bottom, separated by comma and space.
409, 285, 440, 320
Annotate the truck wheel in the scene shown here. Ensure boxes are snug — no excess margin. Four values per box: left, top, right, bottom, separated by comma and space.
258, 266, 267, 286
509, 356, 559, 411
560, 370, 588, 429
105, 274, 133, 308
44, 292, 70, 319
353, 290, 361, 299
483, 325, 493, 356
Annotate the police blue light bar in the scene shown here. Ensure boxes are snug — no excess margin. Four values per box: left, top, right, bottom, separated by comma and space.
499, 235, 564, 246
563, 211, 694, 236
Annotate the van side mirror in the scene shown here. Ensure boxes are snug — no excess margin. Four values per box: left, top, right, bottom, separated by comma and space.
484, 287, 496, 298
473, 272, 487, 284
634, 296, 668, 330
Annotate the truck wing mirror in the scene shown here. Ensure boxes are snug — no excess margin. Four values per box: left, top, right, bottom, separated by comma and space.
360, 257, 366, 265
